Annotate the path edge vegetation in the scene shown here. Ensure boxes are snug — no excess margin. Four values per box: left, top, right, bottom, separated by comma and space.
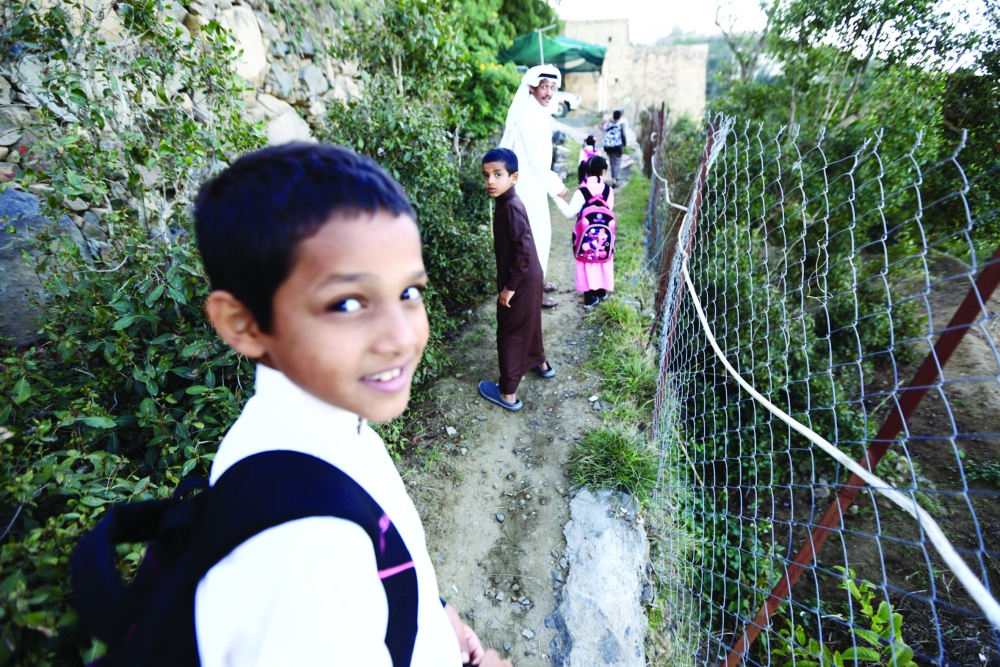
0, 0, 558, 663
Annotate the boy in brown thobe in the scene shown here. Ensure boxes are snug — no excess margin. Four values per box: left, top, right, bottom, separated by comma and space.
478, 148, 554, 412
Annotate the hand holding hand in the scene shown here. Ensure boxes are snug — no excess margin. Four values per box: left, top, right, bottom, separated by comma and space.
445, 603, 499, 665
557, 188, 570, 199
499, 288, 515, 308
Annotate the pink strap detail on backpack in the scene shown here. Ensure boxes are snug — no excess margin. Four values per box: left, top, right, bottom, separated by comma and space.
378, 514, 391, 554
378, 561, 416, 579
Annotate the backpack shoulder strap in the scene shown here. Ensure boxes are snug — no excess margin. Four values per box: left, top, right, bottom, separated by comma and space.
201, 451, 419, 667
602, 183, 612, 202
104, 451, 418, 667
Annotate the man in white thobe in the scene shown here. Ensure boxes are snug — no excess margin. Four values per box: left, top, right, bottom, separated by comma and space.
500, 65, 568, 308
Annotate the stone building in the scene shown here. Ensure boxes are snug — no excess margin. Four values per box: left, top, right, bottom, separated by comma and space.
562, 19, 707, 120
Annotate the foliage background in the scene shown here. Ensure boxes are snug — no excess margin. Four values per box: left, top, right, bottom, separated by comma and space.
649, 0, 999, 660
0, 0, 557, 664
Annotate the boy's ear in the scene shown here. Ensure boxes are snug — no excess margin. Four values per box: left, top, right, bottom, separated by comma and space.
511, 171, 519, 184
205, 290, 269, 359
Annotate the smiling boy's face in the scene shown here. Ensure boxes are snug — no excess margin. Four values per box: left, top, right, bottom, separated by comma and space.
207, 210, 429, 422
483, 161, 518, 198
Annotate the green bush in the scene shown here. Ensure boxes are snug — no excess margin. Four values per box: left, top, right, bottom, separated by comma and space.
0, 0, 505, 664
567, 427, 658, 498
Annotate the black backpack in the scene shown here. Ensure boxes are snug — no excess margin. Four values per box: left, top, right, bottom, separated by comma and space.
71, 451, 419, 666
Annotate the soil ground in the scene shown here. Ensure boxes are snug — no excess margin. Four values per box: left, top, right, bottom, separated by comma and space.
399, 159, 613, 663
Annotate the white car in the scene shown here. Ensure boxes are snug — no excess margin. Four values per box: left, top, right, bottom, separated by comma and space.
554, 90, 581, 117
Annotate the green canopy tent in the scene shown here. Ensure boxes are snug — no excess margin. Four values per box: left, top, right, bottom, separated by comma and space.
498, 32, 606, 73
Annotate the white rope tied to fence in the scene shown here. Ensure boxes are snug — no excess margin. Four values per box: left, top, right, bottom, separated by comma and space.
679, 260, 1000, 631
651, 153, 689, 212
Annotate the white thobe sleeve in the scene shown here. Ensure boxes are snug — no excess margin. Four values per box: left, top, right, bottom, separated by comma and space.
555, 189, 585, 218
196, 518, 394, 667
502, 119, 565, 198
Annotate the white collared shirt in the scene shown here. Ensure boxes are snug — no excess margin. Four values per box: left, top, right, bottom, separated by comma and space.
194, 365, 460, 667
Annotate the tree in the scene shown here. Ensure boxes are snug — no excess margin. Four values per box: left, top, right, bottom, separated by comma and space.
498, 0, 561, 39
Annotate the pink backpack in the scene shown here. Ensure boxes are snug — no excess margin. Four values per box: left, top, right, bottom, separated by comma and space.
572, 182, 616, 263
582, 146, 598, 161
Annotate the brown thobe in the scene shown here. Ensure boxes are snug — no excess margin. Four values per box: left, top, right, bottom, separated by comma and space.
493, 186, 546, 395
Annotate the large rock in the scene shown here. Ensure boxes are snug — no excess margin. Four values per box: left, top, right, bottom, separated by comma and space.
0, 76, 11, 106
300, 64, 329, 97
545, 488, 649, 667
266, 111, 313, 145
219, 6, 269, 87
0, 188, 91, 346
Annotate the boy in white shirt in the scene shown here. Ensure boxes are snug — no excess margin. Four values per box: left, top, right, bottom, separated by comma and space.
192, 143, 510, 667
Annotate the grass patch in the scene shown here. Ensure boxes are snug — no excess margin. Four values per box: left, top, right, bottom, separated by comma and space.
587, 168, 657, 431
567, 426, 658, 496
569, 163, 661, 500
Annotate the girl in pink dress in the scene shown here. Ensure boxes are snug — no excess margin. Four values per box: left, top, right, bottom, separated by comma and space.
556, 156, 615, 308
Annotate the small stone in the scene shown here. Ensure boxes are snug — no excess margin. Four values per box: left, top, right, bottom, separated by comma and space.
446, 426, 457, 436
476, 414, 487, 421
592, 401, 601, 410
521, 599, 530, 606
493, 484, 499, 489
0, 147, 8, 161
522, 629, 535, 639
588, 395, 599, 402
0, 163, 15, 181
481, 468, 487, 474
460, 447, 468, 455
511, 584, 520, 591
531, 649, 538, 655
503, 642, 512, 652
0, 77, 10, 106
559, 558, 568, 569
65, 197, 88, 212
551, 550, 559, 558
541, 500, 546, 505
496, 513, 505, 523
495, 591, 505, 602
557, 487, 565, 494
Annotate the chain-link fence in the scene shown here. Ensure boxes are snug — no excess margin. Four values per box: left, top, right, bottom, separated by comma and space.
647, 114, 1000, 666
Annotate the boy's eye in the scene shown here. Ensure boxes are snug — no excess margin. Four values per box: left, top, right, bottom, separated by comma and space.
401, 286, 423, 301
332, 298, 362, 313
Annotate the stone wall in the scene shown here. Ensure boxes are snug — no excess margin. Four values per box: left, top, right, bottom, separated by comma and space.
0, 0, 363, 344
562, 19, 708, 120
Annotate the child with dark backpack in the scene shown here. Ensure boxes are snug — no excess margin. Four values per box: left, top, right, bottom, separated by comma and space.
69, 143, 510, 667
556, 155, 616, 308
602, 110, 626, 187
577, 134, 599, 183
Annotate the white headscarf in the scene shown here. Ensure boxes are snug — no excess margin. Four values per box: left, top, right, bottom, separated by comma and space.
501, 65, 562, 146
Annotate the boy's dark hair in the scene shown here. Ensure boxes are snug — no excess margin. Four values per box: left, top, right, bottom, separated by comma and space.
585, 135, 596, 146
482, 147, 518, 174
612, 110, 623, 121
194, 142, 414, 332
587, 155, 609, 177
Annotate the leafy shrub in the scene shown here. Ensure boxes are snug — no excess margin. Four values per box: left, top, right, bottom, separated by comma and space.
0, 0, 501, 664
773, 567, 917, 667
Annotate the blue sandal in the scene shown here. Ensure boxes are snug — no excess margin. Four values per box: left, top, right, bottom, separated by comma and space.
532, 361, 555, 379
479, 381, 523, 412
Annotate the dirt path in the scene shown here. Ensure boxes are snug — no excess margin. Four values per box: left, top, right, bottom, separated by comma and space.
403, 196, 605, 665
